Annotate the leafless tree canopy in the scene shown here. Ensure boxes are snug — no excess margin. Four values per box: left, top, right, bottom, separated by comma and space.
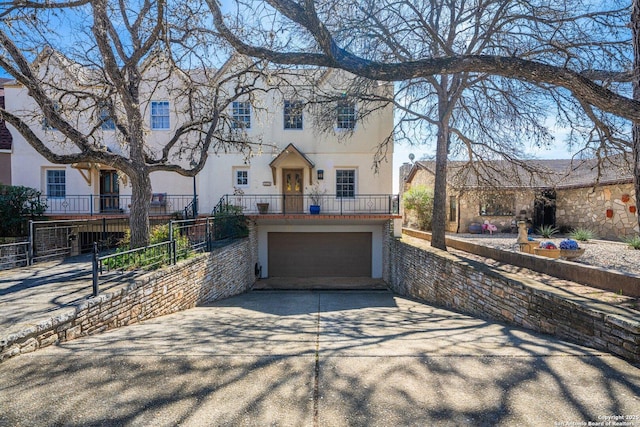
0, 0, 282, 247
209, 0, 640, 248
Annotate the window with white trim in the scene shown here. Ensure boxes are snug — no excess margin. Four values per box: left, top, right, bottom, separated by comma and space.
234, 169, 249, 187
284, 100, 303, 129
46, 169, 66, 198
151, 101, 170, 130
99, 105, 115, 130
336, 101, 356, 129
336, 169, 355, 198
232, 101, 251, 129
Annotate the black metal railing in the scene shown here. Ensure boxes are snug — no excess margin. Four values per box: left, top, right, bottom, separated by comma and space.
39, 194, 196, 216
214, 194, 399, 215
91, 214, 247, 294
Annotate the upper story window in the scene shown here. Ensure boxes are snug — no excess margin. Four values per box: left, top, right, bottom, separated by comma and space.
232, 101, 251, 129
336, 169, 355, 198
284, 100, 303, 129
151, 101, 170, 130
336, 101, 356, 129
46, 169, 66, 198
234, 168, 249, 187
479, 192, 514, 216
99, 105, 115, 130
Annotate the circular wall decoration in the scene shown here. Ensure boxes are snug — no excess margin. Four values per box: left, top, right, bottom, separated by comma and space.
606, 208, 614, 218
630, 206, 637, 214
621, 194, 630, 203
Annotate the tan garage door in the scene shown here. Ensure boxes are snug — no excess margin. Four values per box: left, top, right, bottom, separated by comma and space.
268, 232, 372, 277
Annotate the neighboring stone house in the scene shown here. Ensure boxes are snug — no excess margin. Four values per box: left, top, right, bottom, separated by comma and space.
0, 78, 12, 185
3, 53, 399, 279
403, 158, 637, 239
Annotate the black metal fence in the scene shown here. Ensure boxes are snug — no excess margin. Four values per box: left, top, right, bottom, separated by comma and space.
91, 215, 248, 294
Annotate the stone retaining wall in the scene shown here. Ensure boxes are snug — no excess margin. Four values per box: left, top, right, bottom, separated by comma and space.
388, 235, 640, 363
402, 228, 640, 297
0, 236, 257, 363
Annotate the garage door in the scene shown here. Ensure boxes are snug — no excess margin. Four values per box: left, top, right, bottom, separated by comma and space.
268, 232, 372, 277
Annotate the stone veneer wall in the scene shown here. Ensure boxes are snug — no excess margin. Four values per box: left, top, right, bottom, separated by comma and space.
0, 232, 258, 363
556, 183, 638, 239
388, 236, 639, 363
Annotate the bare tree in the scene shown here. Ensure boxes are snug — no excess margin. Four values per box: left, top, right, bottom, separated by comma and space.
209, 0, 636, 248
0, 0, 270, 247
633, 0, 640, 230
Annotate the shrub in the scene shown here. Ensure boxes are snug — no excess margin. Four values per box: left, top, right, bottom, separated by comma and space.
536, 225, 559, 238
213, 204, 249, 240
569, 228, 596, 242
623, 235, 640, 250
0, 185, 48, 237
105, 224, 191, 270
403, 186, 434, 231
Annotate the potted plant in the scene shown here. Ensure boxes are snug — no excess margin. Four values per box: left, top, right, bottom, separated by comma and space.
308, 184, 326, 215
256, 200, 269, 214
533, 241, 561, 259
559, 238, 585, 260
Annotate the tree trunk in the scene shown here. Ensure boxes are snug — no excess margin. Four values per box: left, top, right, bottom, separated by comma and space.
431, 97, 450, 251
633, 0, 640, 235
128, 171, 152, 248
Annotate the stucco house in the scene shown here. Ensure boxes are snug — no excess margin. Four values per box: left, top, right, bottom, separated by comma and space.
402, 158, 638, 239
3, 53, 399, 279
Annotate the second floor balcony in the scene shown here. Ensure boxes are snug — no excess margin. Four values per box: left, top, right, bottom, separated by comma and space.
215, 194, 400, 216
39, 194, 196, 218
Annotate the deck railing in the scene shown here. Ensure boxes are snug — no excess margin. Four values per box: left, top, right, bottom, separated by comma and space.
215, 194, 399, 215
39, 194, 196, 216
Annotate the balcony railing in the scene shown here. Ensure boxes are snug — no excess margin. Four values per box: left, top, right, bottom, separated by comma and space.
39, 194, 196, 216
215, 194, 399, 216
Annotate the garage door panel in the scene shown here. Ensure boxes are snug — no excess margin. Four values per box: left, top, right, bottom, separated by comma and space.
268, 232, 371, 277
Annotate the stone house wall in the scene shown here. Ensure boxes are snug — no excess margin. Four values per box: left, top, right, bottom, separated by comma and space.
556, 183, 638, 239
388, 235, 639, 363
403, 168, 538, 234
0, 231, 258, 363
457, 189, 535, 233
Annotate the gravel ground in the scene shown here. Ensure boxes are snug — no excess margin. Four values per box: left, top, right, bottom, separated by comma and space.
453, 233, 640, 276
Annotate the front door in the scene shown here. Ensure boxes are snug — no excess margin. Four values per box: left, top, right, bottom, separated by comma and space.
100, 170, 120, 212
534, 190, 556, 228
283, 169, 303, 213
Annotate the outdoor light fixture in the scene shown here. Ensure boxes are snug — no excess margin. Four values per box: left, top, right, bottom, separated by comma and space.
317, 169, 324, 180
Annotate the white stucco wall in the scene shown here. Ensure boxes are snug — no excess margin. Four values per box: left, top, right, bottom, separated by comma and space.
5, 59, 393, 215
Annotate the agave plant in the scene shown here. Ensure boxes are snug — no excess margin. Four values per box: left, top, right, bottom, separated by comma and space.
536, 225, 559, 238
623, 235, 640, 250
569, 228, 596, 242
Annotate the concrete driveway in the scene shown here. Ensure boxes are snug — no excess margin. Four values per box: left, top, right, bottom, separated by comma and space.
1, 290, 638, 426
